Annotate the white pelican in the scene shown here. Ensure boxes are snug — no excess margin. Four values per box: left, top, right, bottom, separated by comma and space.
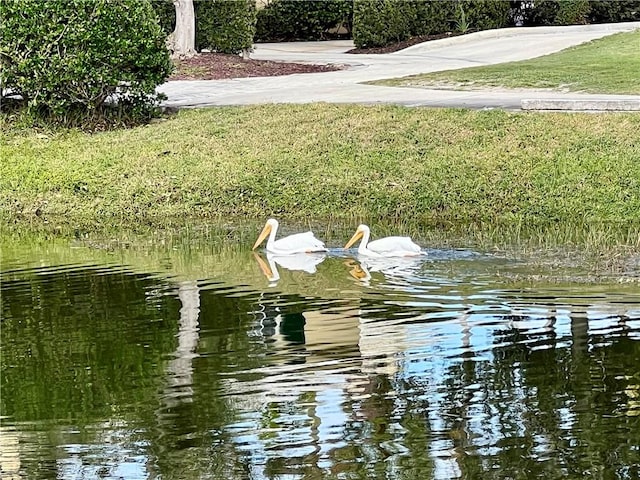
252, 218, 327, 255
344, 224, 423, 257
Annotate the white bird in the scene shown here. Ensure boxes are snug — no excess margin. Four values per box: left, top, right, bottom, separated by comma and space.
344, 224, 423, 257
252, 218, 327, 255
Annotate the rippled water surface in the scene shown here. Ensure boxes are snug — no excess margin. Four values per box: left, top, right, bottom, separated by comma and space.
1, 224, 639, 480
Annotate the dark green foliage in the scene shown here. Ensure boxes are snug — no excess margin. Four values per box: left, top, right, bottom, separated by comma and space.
0, 0, 173, 128
352, 0, 512, 49
153, 0, 176, 35
196, 0, 257, 53
255, 0, 353, 42
519, 0, 561, 25
352, 0, 416, 48
463, 0, 512, 30
555, 0, 591, 25
412, 0, 457, 35
517, 0, 640, 26
588, 0, 640, 23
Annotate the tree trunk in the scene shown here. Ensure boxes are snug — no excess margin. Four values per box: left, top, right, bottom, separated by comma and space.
168, 0, 196, 59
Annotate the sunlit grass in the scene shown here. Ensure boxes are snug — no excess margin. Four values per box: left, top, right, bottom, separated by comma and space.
2, 104, 640, 229
374, 30, 640, 94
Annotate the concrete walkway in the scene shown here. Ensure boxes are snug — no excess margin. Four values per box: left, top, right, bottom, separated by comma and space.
158, 22, 640, 111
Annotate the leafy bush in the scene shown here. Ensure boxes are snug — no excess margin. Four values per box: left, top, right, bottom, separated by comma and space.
353, 0, 512, 48
464, 0, 512, 30
0, 0, 173, 128
555, 0, 591, 24
153, 0, 176, 36
518, 0, 640, 25
518, 0, 559, 26
255, 0, 353, 42
588, 0, 640, 23
196, 0, 257, 53
352, 0, 416, 48
412, 0, 456, 35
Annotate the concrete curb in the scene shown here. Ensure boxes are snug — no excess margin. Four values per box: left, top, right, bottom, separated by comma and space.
522, 99, 640, 111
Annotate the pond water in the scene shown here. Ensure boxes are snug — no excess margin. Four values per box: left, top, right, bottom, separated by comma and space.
1, 223, 639, 480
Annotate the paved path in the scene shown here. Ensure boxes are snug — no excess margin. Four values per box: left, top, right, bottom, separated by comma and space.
159, 22, 640, 111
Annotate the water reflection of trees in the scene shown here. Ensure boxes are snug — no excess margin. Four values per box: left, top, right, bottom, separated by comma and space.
2, 264, 639, 479
1, 267, 180, 478
1, 268, 254, 479
432, 308, 640, 480
236, 287, 639, 479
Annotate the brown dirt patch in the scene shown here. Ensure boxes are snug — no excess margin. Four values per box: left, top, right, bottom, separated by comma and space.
169, 52, 343, 81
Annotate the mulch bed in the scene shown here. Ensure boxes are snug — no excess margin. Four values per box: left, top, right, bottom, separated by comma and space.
169, 32, 468, 81
169, 53, 343, 81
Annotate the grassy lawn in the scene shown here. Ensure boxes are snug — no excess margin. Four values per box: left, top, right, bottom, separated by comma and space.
374, 30, 640, 94
2, 104, 639, 229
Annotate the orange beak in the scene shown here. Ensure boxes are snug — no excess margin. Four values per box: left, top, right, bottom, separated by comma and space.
252, 223, 272, 250
344, 229, 363, 249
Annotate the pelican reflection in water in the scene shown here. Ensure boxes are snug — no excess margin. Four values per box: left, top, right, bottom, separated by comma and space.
345, 255, 427, 286
253, 251, 327, 285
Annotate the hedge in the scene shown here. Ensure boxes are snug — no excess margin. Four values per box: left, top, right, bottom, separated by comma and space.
0, 0, 172, 127
352, 0, 511, 49
588, 0, 640, 23
255, 0, 353, 42
518, 0, 640, 26
196, 0, 257, 54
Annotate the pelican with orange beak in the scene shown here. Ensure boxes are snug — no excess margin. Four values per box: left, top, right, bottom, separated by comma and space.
252, 218, 327, 255
344, 224, 423, 257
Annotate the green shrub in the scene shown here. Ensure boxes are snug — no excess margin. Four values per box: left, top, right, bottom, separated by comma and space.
153, 0, 176, 36
0, 0, 173, 128
588, 0, 640, 23
255, 0, 353, 42
412, 0, 456, 34
519, 0, 559, 26
196, 0, 257, 54
464, 0, 512, 30
353, 0, 513, 49
352, 0, 415, 48
516, 0, 631, 26
555, 0, 591, 24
